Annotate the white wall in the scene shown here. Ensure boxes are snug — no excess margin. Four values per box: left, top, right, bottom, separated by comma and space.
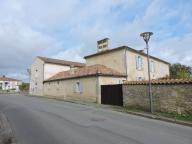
0, 81, 21, 91
44, 63, 70, 80
126, 50, 170, 81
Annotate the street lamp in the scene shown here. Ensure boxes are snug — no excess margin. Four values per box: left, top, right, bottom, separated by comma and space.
140, 32, 153, 113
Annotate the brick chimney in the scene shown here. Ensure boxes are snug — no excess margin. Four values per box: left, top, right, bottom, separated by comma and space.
97, 38, 109, 52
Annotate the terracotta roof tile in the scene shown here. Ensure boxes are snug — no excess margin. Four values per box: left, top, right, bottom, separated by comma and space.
124, 79, 192, 85
37, 56, 85, 67
0, 76, 21, 82
44, 64, 126, 82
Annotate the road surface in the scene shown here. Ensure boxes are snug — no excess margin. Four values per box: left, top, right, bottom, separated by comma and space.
0, 95, 191, 144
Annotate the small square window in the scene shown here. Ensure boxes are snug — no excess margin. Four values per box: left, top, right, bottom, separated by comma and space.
74, 82, 83, 93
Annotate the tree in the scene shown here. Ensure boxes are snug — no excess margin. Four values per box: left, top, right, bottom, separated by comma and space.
170, 63, 192, 79
19, 83, 29, 91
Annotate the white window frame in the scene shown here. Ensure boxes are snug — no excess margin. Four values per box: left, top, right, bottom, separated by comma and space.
150, 60, 155, 73
136, 56, 143, 70
136, 77, 145, 81
74, 81, 83, 93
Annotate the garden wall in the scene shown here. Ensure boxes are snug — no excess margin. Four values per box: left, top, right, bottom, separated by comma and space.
123, 80, 192, 114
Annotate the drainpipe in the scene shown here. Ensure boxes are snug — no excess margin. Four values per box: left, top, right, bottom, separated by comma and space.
124, 48, 128, 80
96, 73, 101, 104
43, 63, 45, 96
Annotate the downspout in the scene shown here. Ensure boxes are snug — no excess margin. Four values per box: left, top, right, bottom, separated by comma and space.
96, 71, 101, 104
42, 63, 45, 96
124, 48, 128, 80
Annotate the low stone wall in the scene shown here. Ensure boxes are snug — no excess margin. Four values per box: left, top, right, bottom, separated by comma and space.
123, 84, 192, 114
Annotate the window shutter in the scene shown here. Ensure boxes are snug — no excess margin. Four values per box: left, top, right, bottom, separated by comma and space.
80, 82, 83, 93
141, 57, 143, 69
73, 83, 76, 93
135, 56, 138, 69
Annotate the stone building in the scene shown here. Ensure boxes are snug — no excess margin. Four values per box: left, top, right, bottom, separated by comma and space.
29, 38, 170, 103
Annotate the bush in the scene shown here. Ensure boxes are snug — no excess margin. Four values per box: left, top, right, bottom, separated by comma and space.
19, 83, 29, 91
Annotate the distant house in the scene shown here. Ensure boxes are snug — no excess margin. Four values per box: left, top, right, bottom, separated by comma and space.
0, 76, 22, 91
29, 38, 170, 103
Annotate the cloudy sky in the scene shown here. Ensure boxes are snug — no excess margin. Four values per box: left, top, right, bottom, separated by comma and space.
0, 0, 192, 81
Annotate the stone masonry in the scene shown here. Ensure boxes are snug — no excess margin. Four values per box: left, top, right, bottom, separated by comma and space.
123, 84, 192, 114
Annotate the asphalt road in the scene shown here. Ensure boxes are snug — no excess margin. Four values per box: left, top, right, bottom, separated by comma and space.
0, 95, 191, 144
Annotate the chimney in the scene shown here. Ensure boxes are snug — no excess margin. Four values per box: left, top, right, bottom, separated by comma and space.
97, 38, 109, 52
139, 49, 145, 53
70, 65, 75, 75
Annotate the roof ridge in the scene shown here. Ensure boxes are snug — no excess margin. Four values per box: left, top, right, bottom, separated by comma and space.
37, 56, 85, 67
0, 76, 21, 82
124, 79, 192, 85
44, 64, 126, 82
37, 56, 84, 64
84, 46, 170, 65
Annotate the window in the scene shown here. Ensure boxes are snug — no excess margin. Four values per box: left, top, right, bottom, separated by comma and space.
136, 56, 143, 70
74, 82, 83, 93
150, 61, 155, 73
136, 77, 145, 81
35, 69, 38, 78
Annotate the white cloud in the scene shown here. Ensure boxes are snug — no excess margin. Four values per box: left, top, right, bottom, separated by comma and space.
7, 72, 29, 82
151, 33, 192, 66
0, 0, 191, 81
0, 22, 63, 68
53, 45, 85, 63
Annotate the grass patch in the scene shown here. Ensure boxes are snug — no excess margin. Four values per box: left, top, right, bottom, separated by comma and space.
122, 106, 150, 113
108, 106, 192, 123
155, 112, 192, 122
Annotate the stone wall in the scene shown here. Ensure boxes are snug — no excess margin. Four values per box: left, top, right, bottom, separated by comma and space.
44, 77, 98, 103
123, 84, 192, 114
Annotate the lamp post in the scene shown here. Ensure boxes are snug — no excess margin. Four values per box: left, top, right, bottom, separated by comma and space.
140, 32, 153, 113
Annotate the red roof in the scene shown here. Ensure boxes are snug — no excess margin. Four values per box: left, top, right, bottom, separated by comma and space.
0, 76, 21, 82
44, 64, 126, 82
124, 79, 192, 85
37, 56, 85, 67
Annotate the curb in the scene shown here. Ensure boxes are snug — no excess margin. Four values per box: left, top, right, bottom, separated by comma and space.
114, 110, 192, 127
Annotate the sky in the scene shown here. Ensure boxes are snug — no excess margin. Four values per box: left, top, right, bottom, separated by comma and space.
0, 0, 192, 81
